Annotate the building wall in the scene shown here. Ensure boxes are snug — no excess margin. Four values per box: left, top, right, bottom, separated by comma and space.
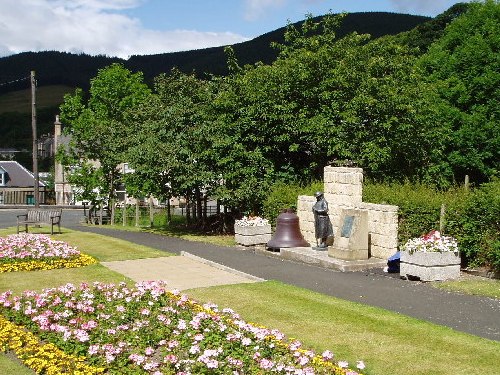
297, 167, 398, 259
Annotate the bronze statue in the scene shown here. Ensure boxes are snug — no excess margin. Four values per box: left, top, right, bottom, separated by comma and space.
312, 191, 329, 249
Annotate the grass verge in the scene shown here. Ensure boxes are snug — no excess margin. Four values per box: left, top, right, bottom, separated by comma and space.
105, 223, 237, 247
188, 281, 500, 375
433, 277, 500, 299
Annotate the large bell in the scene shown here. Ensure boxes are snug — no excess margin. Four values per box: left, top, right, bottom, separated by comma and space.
267, 209, 310, 251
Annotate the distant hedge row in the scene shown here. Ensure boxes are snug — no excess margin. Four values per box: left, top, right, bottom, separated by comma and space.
263, 179, 500, 272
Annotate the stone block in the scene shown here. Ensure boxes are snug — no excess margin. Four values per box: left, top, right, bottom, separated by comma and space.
234, 225, 272, 246
400, 250, 461, 281
369, 245, 393, 259
370, 233, 399, 249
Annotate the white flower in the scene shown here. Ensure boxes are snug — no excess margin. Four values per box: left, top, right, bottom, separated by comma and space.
234, 216, 269, 227
402, 230, 459, 254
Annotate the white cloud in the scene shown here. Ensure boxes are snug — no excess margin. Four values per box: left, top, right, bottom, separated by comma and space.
388, 0, 461, 16
244, 0, 287, 21
0, 0, 248, 59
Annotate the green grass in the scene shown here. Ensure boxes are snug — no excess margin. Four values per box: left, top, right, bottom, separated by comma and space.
106, 223, 237, 247
188, 281, 500, 375
0, 353, 34, 374
433, 278, 500, 299
0, 264, 133, 295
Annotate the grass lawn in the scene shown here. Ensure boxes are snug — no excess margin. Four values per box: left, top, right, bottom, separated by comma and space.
104, 220, 236, 247
433, 277, 500, 300
188, 281, 500, 375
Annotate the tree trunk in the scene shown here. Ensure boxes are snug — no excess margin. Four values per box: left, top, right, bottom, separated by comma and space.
149, 196, 154, 228
135, 200, 140, 227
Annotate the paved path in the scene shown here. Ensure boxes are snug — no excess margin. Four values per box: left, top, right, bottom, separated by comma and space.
70, 224, 500, 342
102, 253, 263, 290
1, 209, 499, 341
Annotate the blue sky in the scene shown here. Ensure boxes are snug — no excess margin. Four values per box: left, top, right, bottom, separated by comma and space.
0, 0, 469, 59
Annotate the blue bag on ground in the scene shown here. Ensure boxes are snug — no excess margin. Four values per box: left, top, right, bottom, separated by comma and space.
387, 251, 400, 273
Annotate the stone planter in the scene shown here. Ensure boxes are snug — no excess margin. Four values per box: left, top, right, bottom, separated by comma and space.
235, 225, 272, 246
400, 250, 461, 281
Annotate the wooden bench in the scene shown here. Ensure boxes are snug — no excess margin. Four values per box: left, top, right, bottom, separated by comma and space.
17, 208, 62, 235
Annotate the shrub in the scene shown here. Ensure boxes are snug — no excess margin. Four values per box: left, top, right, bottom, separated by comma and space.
364, 180, 499, 272
447, 180, 500, 270
262, 181, 323, 226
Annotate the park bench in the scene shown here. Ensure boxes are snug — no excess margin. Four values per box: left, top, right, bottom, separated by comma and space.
17, 208, 62, 235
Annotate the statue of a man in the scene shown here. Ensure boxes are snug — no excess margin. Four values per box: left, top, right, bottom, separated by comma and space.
312, 191, 329, 249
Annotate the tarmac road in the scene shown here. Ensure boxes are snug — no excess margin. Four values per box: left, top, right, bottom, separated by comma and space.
1, 208, 499, 341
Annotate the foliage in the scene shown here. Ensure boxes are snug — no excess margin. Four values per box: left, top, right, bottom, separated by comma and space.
59, 64, 152, 205
418, 0, 500, 183
446, 180, 500, 270
262, 181, 323, 226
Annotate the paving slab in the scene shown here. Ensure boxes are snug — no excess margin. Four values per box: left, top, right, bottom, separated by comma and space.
254, 246, 387, 271
101, 252, 264, 291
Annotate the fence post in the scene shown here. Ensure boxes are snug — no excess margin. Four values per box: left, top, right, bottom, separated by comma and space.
149, 196, 154, 227
122, 204, 126, 226
135, 200, 140, 227
439, 203, 446, 234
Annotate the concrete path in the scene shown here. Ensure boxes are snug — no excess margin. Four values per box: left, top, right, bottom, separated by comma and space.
101, 252, 263, 290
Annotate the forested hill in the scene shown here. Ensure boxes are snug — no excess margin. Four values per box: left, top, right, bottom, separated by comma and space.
0, 12, 429, 94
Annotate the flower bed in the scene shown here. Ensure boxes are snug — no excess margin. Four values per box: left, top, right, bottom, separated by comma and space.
400, 230, 461, 281
401, 230, 459, 255
0, 281, 365, 374
235, 216, 270, 227
0, 234, 96, 272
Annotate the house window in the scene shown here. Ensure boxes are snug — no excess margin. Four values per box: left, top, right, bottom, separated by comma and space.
0, 171, 4, 186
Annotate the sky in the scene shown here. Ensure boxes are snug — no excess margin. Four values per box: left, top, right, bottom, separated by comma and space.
0, 0, 470, 59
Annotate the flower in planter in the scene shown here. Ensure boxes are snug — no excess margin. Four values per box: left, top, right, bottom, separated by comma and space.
235, 216, 270, 227
402, 230, 459, 255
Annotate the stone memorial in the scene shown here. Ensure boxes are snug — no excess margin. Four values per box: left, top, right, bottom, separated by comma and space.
329, 208, 369, 260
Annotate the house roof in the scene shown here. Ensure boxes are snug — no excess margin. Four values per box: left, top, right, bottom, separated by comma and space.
0, 161, 46, 188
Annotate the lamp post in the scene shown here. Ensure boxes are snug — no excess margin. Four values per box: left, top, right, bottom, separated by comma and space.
31, 70, 39, 207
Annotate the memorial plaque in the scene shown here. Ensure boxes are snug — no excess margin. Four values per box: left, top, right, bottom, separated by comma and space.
340, 215, 355, 238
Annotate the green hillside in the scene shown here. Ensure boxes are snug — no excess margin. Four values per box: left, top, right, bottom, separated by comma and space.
0, 85, 74, 113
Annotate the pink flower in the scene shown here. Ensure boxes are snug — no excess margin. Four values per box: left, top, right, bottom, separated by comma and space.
164, 354, 178, 364
259, 358, 274, 369
356, 360, 366, 370
322, 350, 334, 360
338, 360, 349, 368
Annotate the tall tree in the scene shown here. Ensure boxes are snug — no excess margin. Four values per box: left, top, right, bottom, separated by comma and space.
126, 69, 214, 223
419, 0, 500, 183
59, 63, 152, 204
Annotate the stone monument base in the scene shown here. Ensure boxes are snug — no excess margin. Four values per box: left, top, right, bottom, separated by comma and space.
329, 247, 368, 260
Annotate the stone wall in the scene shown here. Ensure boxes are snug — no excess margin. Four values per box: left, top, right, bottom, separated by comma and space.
297, 167, 398, 259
